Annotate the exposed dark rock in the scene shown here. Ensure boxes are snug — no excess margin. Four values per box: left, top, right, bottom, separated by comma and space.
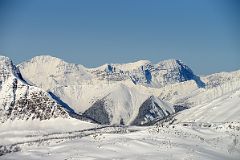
173, 105, 189, 113
83, 99, 111, 124
131, 96, 173, 126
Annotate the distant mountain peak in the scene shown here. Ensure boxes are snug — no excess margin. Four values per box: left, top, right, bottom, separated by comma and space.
157, 59, 186, 69
30, 55, 62, 61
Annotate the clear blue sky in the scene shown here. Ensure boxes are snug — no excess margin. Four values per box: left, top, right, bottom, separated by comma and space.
0, 0, 239, 75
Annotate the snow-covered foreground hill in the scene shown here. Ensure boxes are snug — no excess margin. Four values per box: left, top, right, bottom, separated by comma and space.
0, 120, 239, 160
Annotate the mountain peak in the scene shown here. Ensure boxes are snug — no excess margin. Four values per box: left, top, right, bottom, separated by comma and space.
0, 55, 12, 62
157, 59, 184, 68
28, 55, 64, 63
89, 60, 151, 71
0, 56, 14, 69
0, 55, 19, 82
115, 60, 151, 71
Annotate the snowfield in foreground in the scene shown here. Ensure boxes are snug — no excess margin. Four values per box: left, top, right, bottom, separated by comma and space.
0, 120, 239, 160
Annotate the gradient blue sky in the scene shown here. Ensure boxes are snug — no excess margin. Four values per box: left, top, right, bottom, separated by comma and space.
0, 0, 239, 75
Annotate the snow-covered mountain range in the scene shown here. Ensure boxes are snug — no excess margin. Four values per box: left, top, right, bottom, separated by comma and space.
1, 55, 240, 159
1, 55, 240, 125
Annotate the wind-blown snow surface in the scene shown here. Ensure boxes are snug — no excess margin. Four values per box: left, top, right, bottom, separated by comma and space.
0, 121, 239, 160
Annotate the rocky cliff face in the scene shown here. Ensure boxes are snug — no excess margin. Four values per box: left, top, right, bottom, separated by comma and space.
0, 56, 70, 123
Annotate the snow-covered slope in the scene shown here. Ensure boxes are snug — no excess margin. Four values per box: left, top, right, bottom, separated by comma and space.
0, 56, 70, 123
157, 70, 240, 108
1, 121, 239, 160
203, 70, 240, 88
175, 88, 240, 122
